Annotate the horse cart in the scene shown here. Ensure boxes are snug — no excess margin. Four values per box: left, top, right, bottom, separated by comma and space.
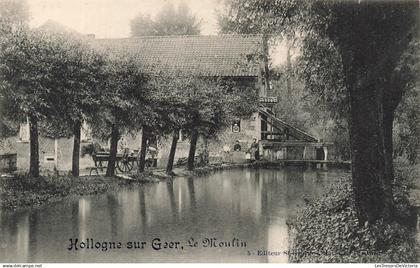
89, 151, 155, 175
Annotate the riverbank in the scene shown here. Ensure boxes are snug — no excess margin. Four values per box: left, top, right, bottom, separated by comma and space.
0, 173, 140, 211
0, 160, 355, 213
0, 161, 258, 211
288, 162, 419, 263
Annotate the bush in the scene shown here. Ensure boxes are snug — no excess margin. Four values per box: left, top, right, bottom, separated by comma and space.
289, 172, 418, 263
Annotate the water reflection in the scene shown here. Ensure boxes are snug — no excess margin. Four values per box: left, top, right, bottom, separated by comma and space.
166, 180, 178, 220
0, 168, 347, 262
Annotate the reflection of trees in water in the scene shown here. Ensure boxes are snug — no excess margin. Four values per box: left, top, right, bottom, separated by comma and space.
260, 169, 268, 219
78, 198, 90, 242
71, 202, 79, 236
187, 177, 196, 212
28, 212, 39, 261
139, 188, 148, 235
106, 194, 120, 239
166, 180, 178, 220
285, 168, 304, 206
257, 168, 306, 263
107, 188, 150, 236
0, 168, 346, 262
0, 213, 32, 262
0, 212, 19, 255
13, 214, 30, 262
117, 190, 140, 231
257, 168, 305, 217
187, 177, 197, 226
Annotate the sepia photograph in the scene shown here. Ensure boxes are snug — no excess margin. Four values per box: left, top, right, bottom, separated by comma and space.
0, 0, 419, 265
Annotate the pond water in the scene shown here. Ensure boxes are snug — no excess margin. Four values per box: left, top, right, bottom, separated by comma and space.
0, 167, 348, 263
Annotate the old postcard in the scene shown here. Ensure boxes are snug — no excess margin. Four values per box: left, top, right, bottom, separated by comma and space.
0, 0, 419, 265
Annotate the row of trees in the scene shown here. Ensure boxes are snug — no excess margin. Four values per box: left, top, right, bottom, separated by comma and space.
218, 0, 419, 224
0, 21, 253, 179
130, 1, 201, 36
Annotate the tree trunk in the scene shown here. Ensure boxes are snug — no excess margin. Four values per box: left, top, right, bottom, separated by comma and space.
383, 109, 395, 183
28, 115, 39, 178
166, 129, 179, 174
106, 124, 119, 177
349, 83, 394, 224
71, 120, 81, 177
137, 126, 148, 173
262, 34, 270, 96
286, 44, 292, 97
187, 129, 199, 171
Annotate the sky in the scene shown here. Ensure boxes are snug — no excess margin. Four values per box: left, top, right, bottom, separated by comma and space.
28, 0, 223, 38
27, 0, 288, 65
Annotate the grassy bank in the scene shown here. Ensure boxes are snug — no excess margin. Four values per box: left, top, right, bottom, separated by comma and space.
0, 173, 143, 211
0, 162, 255, 212
288, 163, 419, 263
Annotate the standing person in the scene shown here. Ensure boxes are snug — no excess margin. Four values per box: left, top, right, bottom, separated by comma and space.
147, 141, 158, 167
233, 140, 241, 151
223, 144, 231, 163
197, 144, 209, 166
250, 138, 259, 161
118, 137, 128, 153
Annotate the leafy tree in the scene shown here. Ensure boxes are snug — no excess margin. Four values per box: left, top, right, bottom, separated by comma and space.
130, 1, 201, 36
130, 1, 201, 173
183, 77, 258, 171
0, 0, 29, 29
0, 28, 83, 177
218, 0, 298, 36
147, 73, 191, 174
150, 72, 257, 173
392, 41, 419, 164
217, 0, 419, 224
183, 78, 227, 171
89, 56, 149, 177
304, 1, 418, 223
42, 33, 105, 177
0, 0, 29, 138
1, 16, 105, 177
219, 0, 349, 152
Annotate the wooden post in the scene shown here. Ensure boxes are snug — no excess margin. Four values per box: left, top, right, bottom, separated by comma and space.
54, 138, 58, 171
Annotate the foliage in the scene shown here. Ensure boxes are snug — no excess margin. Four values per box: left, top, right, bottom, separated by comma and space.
269, 60, 351, 160
149, 73, 257, 140
0, 0, 29, 29
0, 28, 80, 129
219, 0, 419, 223
393, 41, 420, 164
218, 0, 350, 160
297, 33, 348, 119
290, 172, 418, 263
394, 86, 420, 164
35, 31, 105, 139
217, 0, 299, 36
88, 56, 150, 139
130, 1, 201, 36
147, 73, 193, 136
220, 78, 259, 119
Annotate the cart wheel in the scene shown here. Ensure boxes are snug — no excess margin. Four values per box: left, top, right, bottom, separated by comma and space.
117, 159, 133, 173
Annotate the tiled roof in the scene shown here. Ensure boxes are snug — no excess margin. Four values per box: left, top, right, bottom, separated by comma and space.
87, 35, 262, 77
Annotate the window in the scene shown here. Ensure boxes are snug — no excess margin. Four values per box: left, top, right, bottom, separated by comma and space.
81, 121, 92, 142
178, 129, 187, 142
231, 120, 241, 133
18, 118, 29, 142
